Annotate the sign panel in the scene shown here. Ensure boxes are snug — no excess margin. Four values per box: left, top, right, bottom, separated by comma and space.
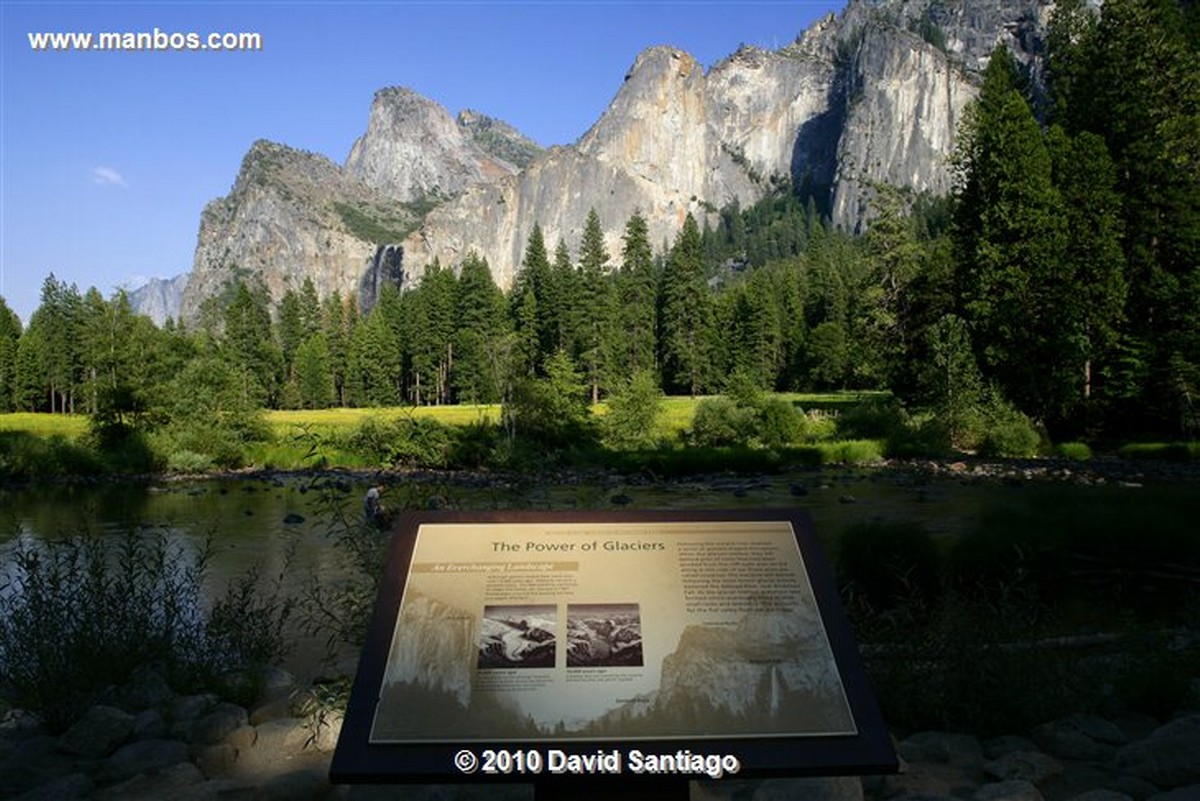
332, 509, 896, 784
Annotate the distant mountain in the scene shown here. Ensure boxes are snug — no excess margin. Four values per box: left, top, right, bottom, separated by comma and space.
177, 0, 1051, 324
128, 274, 188, 326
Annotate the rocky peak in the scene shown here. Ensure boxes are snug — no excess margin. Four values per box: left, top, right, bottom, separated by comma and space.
344, 86, 517, 203
181, 139, 415, 324
456, 109, 544, 170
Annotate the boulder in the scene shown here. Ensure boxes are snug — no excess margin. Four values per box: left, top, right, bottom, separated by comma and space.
983, 751, 1064, 787
95, 738, 190, 783
1115, 714, 1200, 788
975, 780, 1045, 801
899, 731, 986, 766
57, 705, 135, 759
1033, 715, 1127, 761
12, 772, 93, 801
187, 703, 248, 746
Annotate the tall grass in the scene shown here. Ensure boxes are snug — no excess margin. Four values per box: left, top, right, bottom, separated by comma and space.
0, 529, 294, 732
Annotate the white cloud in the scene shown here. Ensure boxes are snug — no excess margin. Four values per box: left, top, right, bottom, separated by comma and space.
90, 166, 127, 187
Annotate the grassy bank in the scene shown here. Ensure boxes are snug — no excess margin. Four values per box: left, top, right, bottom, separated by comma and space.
2, 392, 1198, 480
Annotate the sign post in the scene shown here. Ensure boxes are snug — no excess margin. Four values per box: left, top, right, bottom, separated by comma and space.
331, 509, 896, 795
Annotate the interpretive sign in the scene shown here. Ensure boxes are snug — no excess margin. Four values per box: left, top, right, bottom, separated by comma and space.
331, 509, 896, 786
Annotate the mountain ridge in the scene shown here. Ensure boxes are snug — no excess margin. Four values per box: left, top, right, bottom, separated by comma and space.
150, 0, 1051, 326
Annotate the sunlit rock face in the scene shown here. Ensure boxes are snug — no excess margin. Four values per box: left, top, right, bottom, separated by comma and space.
180, 0, 1051, 318
400, 0, 1051, 289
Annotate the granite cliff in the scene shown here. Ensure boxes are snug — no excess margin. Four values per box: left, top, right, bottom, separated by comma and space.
398, 0, 1051, 290
178, 0, 1050, 323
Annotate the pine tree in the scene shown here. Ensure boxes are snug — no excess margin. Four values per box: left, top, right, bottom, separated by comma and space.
0, 297, 23, 412
659, 214, 713, 395
953, 47, 1068, 420
576, 208, 616, 403
454, 252, 507, 403
222, 282, 283, 408
510, 224, 554, 375
615, 210, 658, 379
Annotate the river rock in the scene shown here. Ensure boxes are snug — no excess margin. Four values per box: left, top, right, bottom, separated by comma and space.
985, 736, 1040, 759
57, 705, 134, 758
118, 665, 174, 711
692, 776, 863, 801
188, 703, 248, 746
1147, 786, 1200, 801
12, 771, 93, 801
168, 694, 219, 738
95, 738, 190, 783
899, 731, 986, 766
257, 768, 331, 801
92, 761, 205, 801
1033, 714, 1127, 761
193, 743, 238, 778
132, 709, 167, 740
983, 751, 1064, 787
975, 779, 1045, 801
1065, 792, 1134, 801
1114, 714, 1200, 788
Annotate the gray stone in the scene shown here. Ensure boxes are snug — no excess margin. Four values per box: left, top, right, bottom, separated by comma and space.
882, 761, 981, 800
132, 709, 167, 740
985, 736, 1040, 760
95, 738, 190, 783
975, 780, 1045, 801
93, 761, 205, 801
1147, 786, 1200, 801
226, 724, 258, 751
690, 777, 863, 801
1033, 715, 1126, 761
1111, 775, 1166, 800
118, 665, 174, 711
250, 717, 311, 754
249, 696, 294, 726
188, 702, 248, 746
193, 743, 238, 778
983, 751, 1063, 787
57, 704, 135, 758
1066, 792, 1135, 801
1115, 714, 1200, 788
168, 693, 219, 736
899, 731, 986, 766
13, 772, 93, 801
256, 768, 331, 801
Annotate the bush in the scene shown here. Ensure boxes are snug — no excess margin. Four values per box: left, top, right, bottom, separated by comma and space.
502, 352, 597, 450
690, 397, 755, 447
838, 522, 942, 612
1054, 441, 1093, 461
885, 415, 953, 458
978, 400, 1042, 458
1118, 442, 1200, 461
602, 370, 664, 450
836, 397, 906, 440
756, 398, 805, 448
0, 531, 293, 732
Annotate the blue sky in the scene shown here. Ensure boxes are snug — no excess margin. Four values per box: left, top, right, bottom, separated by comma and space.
1, 1, 843, 325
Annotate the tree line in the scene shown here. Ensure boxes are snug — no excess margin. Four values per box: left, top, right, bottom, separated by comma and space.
1, 0, 1195, 444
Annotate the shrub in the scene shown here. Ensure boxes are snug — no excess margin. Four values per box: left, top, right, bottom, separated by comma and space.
1054, 441, 1093, 461
690, 397, 755, 447
0, 531, 293, 732
836, 397, 906, 440
756, 398, 805, 448
502, 352, 597, 450
838, 522, 942, 612
978, 400, 1042, 458
885, 414, 953, 458
602, 370, 664, 450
